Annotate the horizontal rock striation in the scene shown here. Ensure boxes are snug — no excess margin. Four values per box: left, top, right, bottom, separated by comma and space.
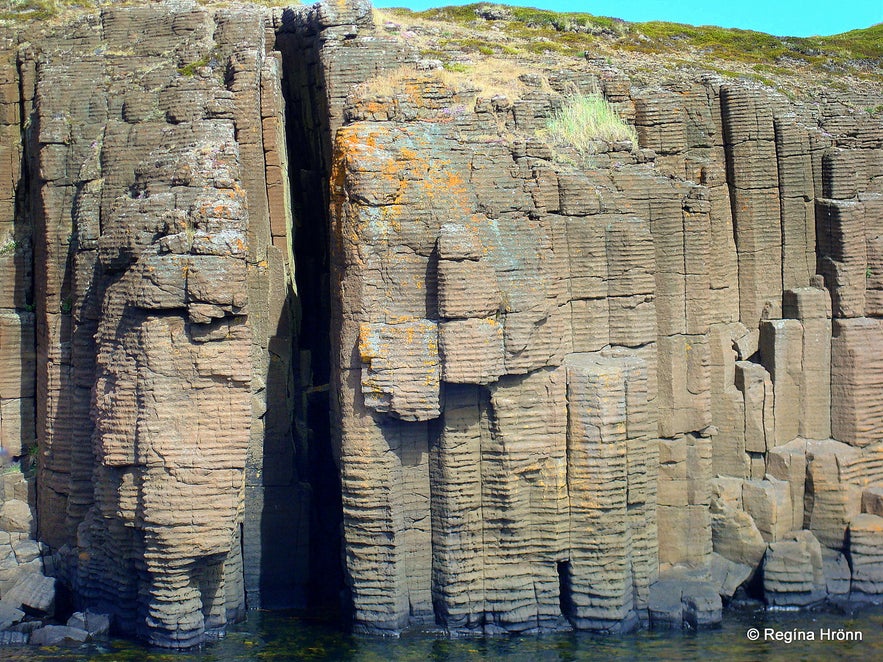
324, 0, 883, 636
2, 0, 302, 648
0, 0, 880, 647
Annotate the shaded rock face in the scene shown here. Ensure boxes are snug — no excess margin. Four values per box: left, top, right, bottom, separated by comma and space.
0, 0, 881, 648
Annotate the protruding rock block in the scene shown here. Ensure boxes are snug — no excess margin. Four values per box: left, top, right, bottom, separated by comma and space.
783, 287, 832, 439
817, 199, 866, 318
822, 548, 852, 596
767, 439, 808, 530
759, 319, 802, 446
2, 572, 56, 615
804, 440, 862, 549
437, 259, 500, 319
831, 318, 883, 447
863, 487, 883, 517
742, 477, 793, 542
848, 514, 883, 598
763, 530, 825, 606
708, 324, 749, 478
709, 552, 752, 599
648, 576, 722, 630
735, 361, 774, 454
358, 320, 440, 421
710, 493, 766, 568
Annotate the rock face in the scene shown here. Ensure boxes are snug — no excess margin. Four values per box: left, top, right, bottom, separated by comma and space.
3, 0, 298, 648
0, 0, 881, 648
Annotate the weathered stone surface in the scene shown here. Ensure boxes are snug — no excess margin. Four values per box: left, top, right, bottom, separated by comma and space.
848, 513, 883, 598
759, 319, 802, 446
67, 611, 110, 638
0, 0, 881, 646
804, 439, 862, 549
767, 439, 807, 532
358, 320, 440, 420
709, 552, 752, 599
0, 630, 27, 645
710, 494, 767, 568
648, 576, 722, 629
822, 548, 851, 596
1, 573, 54, 615
29, 625, 88, 646
565, 352, 657, 630
763, 530, 826, 606
742, 477, 793, 543
0, 601, 23, 630
0, 501, 32, 536
831, 318, 883, 448
782, 288, 831, 440
439, 318, 505, 384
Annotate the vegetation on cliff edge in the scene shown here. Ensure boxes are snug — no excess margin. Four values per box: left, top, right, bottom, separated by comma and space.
545, 93, 638, 152
377, 3, 882, 91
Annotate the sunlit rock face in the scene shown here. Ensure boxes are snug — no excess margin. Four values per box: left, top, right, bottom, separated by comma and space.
0, 0, 881, 647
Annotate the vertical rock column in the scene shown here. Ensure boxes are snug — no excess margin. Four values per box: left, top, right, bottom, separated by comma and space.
28, 51, 107, 549
217, 8, 305, 611
483, 368, 568, 632
564, 352, 657, 630
774, 118, 816, 290
721, 85, 783, 327
648, 181, 711, 439
0, 33, 35, 466
820, 143, 883, 449
430, 384, 486, 629
782, 287, 831, 440
14, 2, 285, 647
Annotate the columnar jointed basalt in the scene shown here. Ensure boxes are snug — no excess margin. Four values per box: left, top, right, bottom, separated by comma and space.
326, 2, 883, 636
3, 0, 301, 648
0, 0, 882, 647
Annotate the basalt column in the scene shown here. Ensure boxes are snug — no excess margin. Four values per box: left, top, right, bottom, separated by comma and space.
15, 2, 300, 647
0, 30, 35, 479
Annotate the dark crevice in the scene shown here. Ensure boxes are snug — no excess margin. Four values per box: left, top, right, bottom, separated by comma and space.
557, 560, 574, 621
271, 16, 346, 621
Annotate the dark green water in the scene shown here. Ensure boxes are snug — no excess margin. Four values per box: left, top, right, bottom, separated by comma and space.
6, 606, 883, 662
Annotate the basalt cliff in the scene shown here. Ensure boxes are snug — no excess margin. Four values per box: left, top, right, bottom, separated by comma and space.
0, 0, 881, 648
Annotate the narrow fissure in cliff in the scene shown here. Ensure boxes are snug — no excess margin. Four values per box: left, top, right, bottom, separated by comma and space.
273, 13, 346, 619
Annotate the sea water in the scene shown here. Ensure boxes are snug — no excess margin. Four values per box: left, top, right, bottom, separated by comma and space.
6, 605, 883, 661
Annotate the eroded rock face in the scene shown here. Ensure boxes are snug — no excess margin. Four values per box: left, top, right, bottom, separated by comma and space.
2, 0, 299, 648
0, 0, 881, 647
323, 1, 883, 637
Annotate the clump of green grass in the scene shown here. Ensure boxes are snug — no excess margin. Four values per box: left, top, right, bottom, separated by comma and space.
178, 53, 212, 77
546, 93, 638, 151
0, 0, 93, 21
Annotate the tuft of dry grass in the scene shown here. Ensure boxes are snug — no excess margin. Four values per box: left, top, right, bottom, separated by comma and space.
544, 93, 638, 151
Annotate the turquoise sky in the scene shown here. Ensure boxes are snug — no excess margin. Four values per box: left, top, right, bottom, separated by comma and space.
371, 0, 882, 37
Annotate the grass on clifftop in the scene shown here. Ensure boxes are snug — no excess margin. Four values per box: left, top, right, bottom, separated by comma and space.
379, 3, 882, 85
545, 93, 638, 151
0, 0, 91, 21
